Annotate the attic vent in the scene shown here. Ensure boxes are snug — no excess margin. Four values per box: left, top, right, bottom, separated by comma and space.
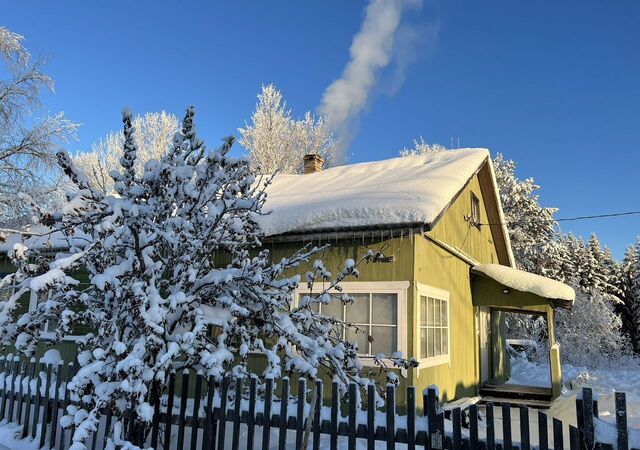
303, 154, 324, 174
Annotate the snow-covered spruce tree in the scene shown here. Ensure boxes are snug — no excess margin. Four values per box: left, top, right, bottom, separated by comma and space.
238, 84, 337, 174
617, 240, 640, 352
492, 154, 563, 279
554, 281, 630, 366
0, 108, 410, 449
398, 137, 447, 157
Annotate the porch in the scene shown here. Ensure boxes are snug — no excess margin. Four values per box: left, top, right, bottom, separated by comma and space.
471, 264, 575, 403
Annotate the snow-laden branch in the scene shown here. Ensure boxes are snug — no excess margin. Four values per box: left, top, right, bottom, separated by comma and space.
0, 106, 413, 449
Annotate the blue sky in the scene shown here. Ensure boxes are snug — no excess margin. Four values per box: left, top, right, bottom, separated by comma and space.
3, 1, 640, 258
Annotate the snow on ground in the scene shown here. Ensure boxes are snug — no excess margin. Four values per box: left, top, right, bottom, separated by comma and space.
0, 422, 39, 450
509, 354, 640, 446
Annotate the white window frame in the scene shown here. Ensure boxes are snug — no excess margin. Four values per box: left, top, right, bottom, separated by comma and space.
416, 283, 451, 369
471, 192, 481, 228
294, 281, 409, 368
0, 272, 15, 300
29, 291, 84, 342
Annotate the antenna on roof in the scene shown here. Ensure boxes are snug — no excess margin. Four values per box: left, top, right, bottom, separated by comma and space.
450, 137, 453, 148
457, 137, 460, 148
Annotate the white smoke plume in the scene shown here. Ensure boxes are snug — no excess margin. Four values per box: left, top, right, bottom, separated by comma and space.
318, 0, 427, 161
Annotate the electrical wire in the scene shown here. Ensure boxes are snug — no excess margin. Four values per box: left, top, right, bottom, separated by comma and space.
480, 210, 640, 227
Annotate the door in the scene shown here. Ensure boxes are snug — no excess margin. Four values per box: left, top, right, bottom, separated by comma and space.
476, 306, 491, 383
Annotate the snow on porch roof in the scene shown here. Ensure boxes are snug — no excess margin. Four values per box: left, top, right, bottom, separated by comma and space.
258, 148, 491, 237
471, 263, 575, 307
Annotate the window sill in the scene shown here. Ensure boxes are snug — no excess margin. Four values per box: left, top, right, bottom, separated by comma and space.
39, 333, 85, 343
417, 354, 450, 370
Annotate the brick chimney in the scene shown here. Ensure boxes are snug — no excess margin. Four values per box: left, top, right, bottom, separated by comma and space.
303, 154, 324, 174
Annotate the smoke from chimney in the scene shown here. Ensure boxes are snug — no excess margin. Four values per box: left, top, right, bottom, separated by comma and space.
318, 0, 428, 162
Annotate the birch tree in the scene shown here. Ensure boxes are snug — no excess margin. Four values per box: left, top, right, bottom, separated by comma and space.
0, 26, 78, 228
72, 111, 179, 194
238, 84, 337, 174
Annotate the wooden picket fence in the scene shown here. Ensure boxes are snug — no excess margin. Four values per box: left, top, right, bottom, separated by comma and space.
0, 357, 636, 450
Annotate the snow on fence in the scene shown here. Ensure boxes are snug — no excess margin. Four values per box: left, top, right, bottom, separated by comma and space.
0, 356, 635, 450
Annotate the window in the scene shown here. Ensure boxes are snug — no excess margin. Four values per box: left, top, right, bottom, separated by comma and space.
29, 289, 84, 341
0, 272, 14, 301
295, 281, 409, 362
470, 192, 481, 227
417, 284, 450, 367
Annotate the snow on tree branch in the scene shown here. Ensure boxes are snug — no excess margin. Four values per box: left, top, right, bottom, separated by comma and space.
0, 107, 411, 449
0, 26, 79, 227
238, 84, 337, 174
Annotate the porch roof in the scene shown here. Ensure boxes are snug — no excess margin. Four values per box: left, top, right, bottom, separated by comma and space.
471, 264, 575, 310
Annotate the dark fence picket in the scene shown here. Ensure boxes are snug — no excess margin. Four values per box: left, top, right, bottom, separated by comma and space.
176, 370, 190, 450
150, 383, 161, 450
616, 392, 628, 450
0, 358, 7, 421
452, 407, 461, 450
31, 362, 43, 440
16, 361, 26, 426
50, 364, 66, 450
407, 386, 416, 450
39, 363, 54, 448
202, 375, 215, 450
582, 388, 595, 450
486, 402, 495, 450
260, 377, 271, 450
163, 372, 176, 450
58, 364, 73, 450
7, 357, 19, 422
553, 418, 564, 450
295, 378, 305, 450
569, 425, 580, 450
539, 411, 549, 450
217, 376, 229, 450
313, 380, 322, 450
247, 377, 257, 450
279, 377, 289, 450
233, 377, 243, 450
427, 388, 437, 449
519, 406, 530, 450
348, 383, 357, 450
190, 373, 203, 450
103, 408, 113, 450
22, 360, 36, 439
69, 365, 79, 445
330, 381, 338, 450
387, 384, 396, 450
502, 403, 512, 450
367, 383, 376, 450
469, 404, 479, 450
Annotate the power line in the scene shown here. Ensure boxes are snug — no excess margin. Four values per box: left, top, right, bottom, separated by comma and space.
480, 210, 640, 227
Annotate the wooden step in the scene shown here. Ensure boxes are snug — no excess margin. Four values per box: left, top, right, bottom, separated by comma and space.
479, 395, 552, 409
479, 383, 553, 402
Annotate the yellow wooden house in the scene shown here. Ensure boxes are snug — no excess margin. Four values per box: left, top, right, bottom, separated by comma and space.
0, 149, 574, 405
257, 149, 574, 404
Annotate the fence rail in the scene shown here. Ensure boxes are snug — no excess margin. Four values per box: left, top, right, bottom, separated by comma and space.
0, 356, 635, 450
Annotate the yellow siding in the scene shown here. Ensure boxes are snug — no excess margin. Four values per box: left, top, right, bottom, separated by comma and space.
428, 175, 500, 265
410, 172, 502, 402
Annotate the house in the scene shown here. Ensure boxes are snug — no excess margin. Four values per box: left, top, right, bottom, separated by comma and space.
0, 148, 574, 404
255, 149, 574, 404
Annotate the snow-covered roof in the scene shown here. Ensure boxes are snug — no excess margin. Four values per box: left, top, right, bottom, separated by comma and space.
471, 263, 575, 307
258, 148, 491, 236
